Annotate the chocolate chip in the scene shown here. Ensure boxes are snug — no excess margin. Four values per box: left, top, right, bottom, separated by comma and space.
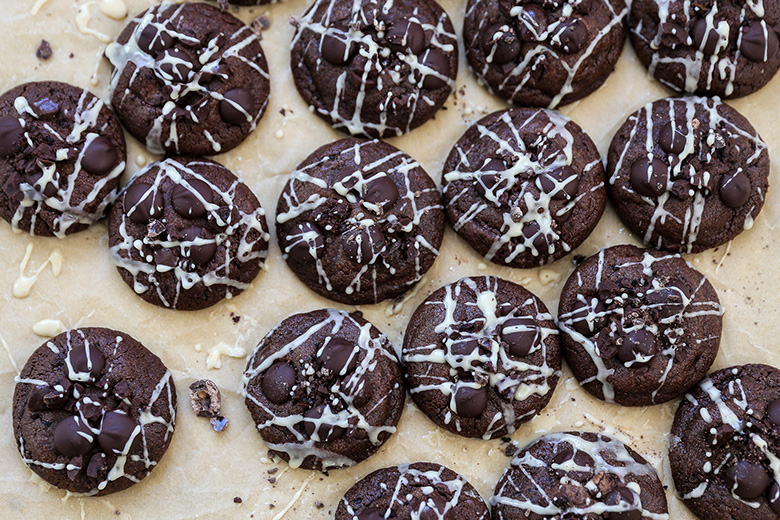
693, 17, 721, 55
553, 442, 574, 464
617, 329, 656, 366
67, 342, 106, 380
740, 21, 780, 63
287, 222, 325, 262
97, 411, 138, 454
43, 386, 70, 409
124, 182, 164, 223
138, 22, 174, 54
522, 220, 548, 253
707, 423, 736, 445
604, 486, 640, 520
767, 399, 780, 426
67, 456, 84, 481
553, 18, 589, 54
501, 316, 539, 357
321, 31, 358, 65
725, 461, 769, 499
657, 22, 689, 49
189, 379, 222, 418
36, 40, 52, 60
386, 20, 426, 54
154, 248, 177, 268
358, 507, 385, 520
363, 175, 399, 210
86, 452, 107, 478
646, 284, 686, 318
516, 5, 548, 42
718, 171, 751, 208
27, 385, 49, 411
658, 121, 687, 155
303, 404, 344, 441
418, 494, 447, 520
158, 48, 194, 83
570, 297, 607, 336
219, 88, 254, 125
538, 165, 580, 200
450, 338, 480, 358
318, 337, 358, 376
341, 223, 385, 264
482, 24, 520, 65
54, 416, 94, 457
419, 49, 450, 89
81, 136, 119, 175
454, 385, 488, 418
181, 226, 217, 265
768, 482, 780, 514
172, 178, 213, 218
262, 362, 296, 404
630, 157, 668, 197
0, 116, 24, 157
32, 97, 59, 118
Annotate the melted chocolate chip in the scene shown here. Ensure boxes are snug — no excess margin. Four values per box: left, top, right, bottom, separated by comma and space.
418, 494, 447, 520
767, 399, 780, 426
617, 329, 656, 365
124, 182, 164, 223
81, 136, 119, 176
604, 486, 640, 520
450, 338, 480, 357
158, 48, 194, 83
553, 18, 589, 54
318, 337, 358, 375
341, 223, 385, 264
86, 452, 107, 479
769, 481, 780, 514
97, 411, 137, 454
501, 316, 539, 357
32, 97, 59, 118
321, 31, 358, 65
154, 248, 177, 268
67, 342, 106, 380
521, 220, 548, 253
172, 178, 213, 218
303, 405, 344, 441
287, 222, 325, 262
454, 385, 488, 418
657, 22, 689, 50
725, 461, 769, 499
357, 507, 384, 520
718, 171, 751, 208
262, 362, 296, 404
538, 165, 580, 200
138, 22, 174, 54
740, 21, 780, 63
54, 416, 94, 457
693, 17, 722, 55
516, 5, 548, 42
0, 116, 24, 156
570, 297, 607, 336
363, 175, 399, 209
181, 226, 217, 265
553, 442, 574, 464
482, 24, 520, 65
27, 385, 50, 411
629, 157, 668, 197
386, 20, 426, 54
658, 121, 687, 155
219, 88, 254, 125
419, 49, 450, 89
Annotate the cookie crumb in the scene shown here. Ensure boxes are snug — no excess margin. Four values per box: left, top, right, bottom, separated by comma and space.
211, 416, 229, 432
233, 497, 243, 504
315, 501, 324, 509
36, 40, 52, 61
267, 467, 278, 475
252, 14, 272, 36
217, 0, 229, 11
573, 254, 586, 266
189, 379, 222, 418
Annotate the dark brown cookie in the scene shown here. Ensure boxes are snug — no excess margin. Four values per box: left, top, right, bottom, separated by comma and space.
403, 276, 561, 439
335, 462, 490, 519
630, 0, 780, 98
557, 244, 722, 406
0, 81, 126, 237
463, 0, 628, 108
442, 108, 606, 268
242, 309, 404, 471
492, 431, 669, 519
290, 0, 458, 138
607, 96, 769, 253
670, 364, 780, 520
12, 327, 177, 495
105, 1, 270, 155
276, 138, 444, 305
108, 156, 269, 311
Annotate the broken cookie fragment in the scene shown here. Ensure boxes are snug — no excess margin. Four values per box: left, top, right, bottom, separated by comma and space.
189, 379, 229, 432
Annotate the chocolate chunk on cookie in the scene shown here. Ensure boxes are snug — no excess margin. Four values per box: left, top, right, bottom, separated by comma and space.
670, 364, 780, 520
12, 328, 176, 495
0, 81, 126, 237
242, 309, 404, 471
403, 276, 561, 439
442, 108, 606, 268
336, 462, 490, 519
106, 1, 270, 155
492, 431, 669, 519
276, 138, 444, 305
607, 97, 769, 253
557, 244, 722, 406
290, 0, 458, 138
463, 0, 628, 108
630, 0, 780, 97
108, 156, 269, 311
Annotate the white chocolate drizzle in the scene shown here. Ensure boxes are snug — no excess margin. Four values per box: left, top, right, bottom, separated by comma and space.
14, 243, 63, 298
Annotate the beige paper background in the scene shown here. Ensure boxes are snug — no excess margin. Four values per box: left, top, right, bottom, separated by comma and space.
1, 0, 779, 518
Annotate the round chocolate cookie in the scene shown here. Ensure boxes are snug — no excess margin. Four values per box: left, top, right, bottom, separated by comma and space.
276, 138, 444, 305
442, 108, 606, 268
105, 1, 270, 155
12, 327, 177, 495
670, 364, 780, 520
463, 0, 628, 108
0, 81, 126, 237
242, 309, 404, 471
630, 0, 780, 98
607, 96, 769, 253
403, 276, 561, 439
108, 156, 269, 311
557, 244, 722, 406
492, 431, 669, 519
335, 462, 491, 519
290, 0, 458, 138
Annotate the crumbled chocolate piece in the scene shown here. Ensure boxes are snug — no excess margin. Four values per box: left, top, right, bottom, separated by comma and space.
315, 501, 324, 509
36, 40, 52, 61
234, 497, 243, 504
252, 15, 272, 37
267, 467, 278, 475
189, 379, 222, 418
211, 415, 229, 432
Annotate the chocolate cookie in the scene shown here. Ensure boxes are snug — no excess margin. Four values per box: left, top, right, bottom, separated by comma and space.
0, 81, 126, 237
108, 156, 269, 311
403, 276, 561, 439
442, 108, 606, 268
607, 97, 769, 253
463, 0, 628, 108
242, 309, 404, 471
105, 1, 270, 155
670, 364, 780, 520
290, 0, 458, 138
276, 138, 444, 305
12, 327, 177, 495
335, 462, 490, 519
492, 431, 669, 519
630, 0, 780, 98
557, 244, 722, 406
